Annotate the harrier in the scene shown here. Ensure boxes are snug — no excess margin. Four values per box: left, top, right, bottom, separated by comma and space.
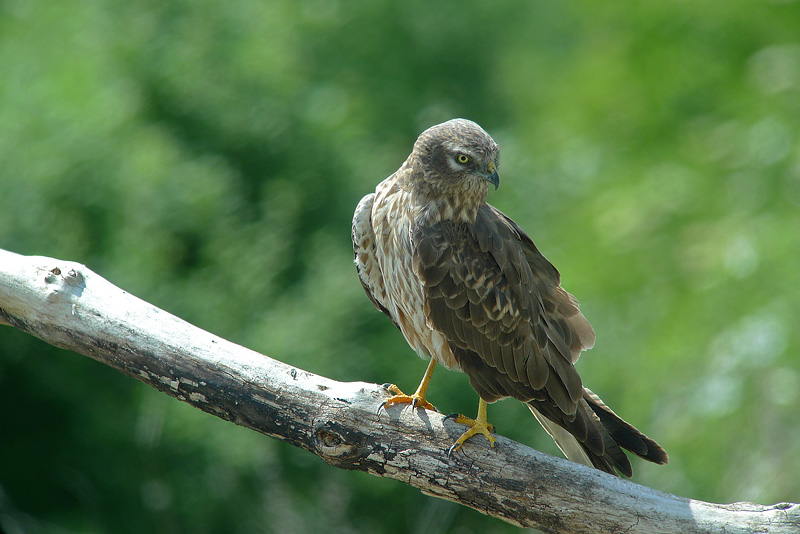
352, 119, 667, 476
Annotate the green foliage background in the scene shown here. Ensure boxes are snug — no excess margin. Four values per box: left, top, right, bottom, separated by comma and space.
1, 1, 799, 532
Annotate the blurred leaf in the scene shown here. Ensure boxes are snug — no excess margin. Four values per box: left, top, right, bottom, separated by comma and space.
1, 0, 799, 532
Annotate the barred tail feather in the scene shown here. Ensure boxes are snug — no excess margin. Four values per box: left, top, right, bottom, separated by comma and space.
529, 388, 668, 477
583, 388, 669, 466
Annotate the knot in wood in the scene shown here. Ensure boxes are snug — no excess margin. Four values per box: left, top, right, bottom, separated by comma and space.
313, 421, 359, 459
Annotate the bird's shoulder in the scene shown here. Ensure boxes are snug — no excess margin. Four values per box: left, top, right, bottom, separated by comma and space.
411, 203, 559, 301
411, 204, 545, 335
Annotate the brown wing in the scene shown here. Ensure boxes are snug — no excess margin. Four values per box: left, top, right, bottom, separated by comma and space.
352, 192, 399, 329
412, 203, 590, 414
412, 203, 663, 475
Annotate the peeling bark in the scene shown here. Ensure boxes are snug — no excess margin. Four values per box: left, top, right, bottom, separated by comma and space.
0, 249, 797, 533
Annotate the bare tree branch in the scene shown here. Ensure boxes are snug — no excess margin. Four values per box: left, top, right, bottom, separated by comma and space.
0, 248, 797, 533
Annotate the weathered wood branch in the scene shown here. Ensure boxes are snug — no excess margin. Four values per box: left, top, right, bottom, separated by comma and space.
0, 248, 797, 533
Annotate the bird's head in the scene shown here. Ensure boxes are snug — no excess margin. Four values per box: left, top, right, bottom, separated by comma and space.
407, 119, 500, 223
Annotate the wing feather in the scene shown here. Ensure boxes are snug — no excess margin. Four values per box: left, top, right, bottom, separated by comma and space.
352, 193, 397, 325
407, 201, 664, 476
525, 346, 550, 391
413, 203, 590, 417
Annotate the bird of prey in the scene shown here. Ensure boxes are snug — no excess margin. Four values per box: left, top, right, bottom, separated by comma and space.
351, 118, 668, 476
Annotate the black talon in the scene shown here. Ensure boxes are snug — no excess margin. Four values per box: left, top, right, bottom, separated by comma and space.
444, 413, 459, 422
377, 401, 387, 416
447, 442, 459, 458
381, 383, 392, 390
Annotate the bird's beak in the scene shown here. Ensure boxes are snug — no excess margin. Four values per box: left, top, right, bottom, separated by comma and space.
485, 161, 499, 190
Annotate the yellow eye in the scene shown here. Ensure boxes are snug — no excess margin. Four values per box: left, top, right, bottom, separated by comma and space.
456, 154, 471, 165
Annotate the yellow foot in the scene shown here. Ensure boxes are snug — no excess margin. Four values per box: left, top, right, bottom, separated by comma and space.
378, 383, 438, 413
445, 413, 496, 456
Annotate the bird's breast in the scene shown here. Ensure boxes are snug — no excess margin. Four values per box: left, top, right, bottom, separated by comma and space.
372, 179, 460, 370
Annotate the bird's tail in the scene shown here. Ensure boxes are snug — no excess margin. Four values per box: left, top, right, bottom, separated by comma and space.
528, 388, 668, 477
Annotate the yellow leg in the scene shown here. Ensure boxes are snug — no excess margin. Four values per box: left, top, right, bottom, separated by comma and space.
447, 399, 496, 455
379, 359, 438, 412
